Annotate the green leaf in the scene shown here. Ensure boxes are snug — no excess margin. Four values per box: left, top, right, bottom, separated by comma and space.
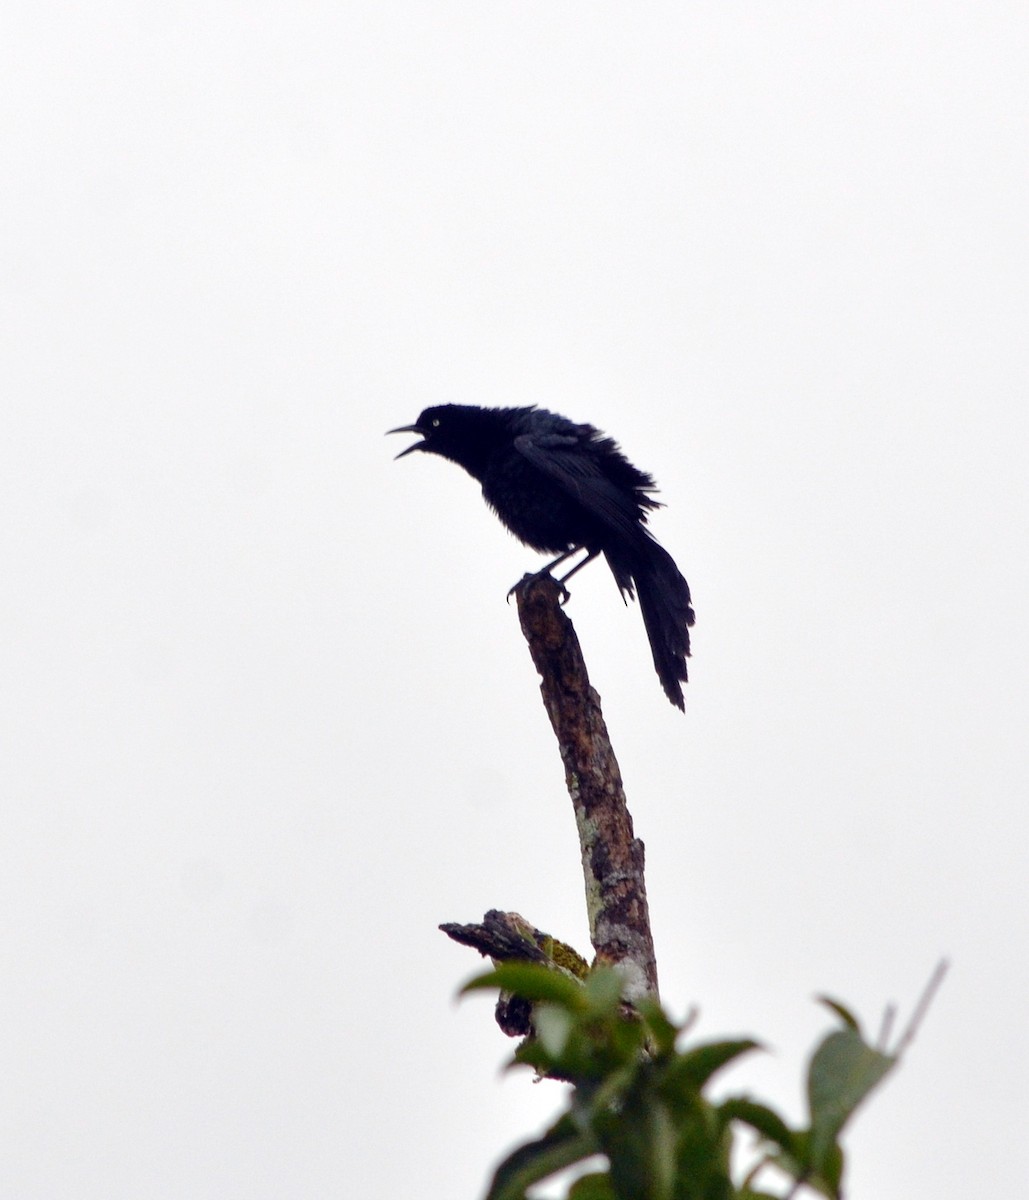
568, 1173, 617, 1200
818, 1141, 845, 1198
814, 995, 862, 1033
807, 1028, 895, 1169
461, 963, 585, 1010
583, 966, 628, 1013
717, 1097, 796, 1155
599, 1096, 678, 1200
511, 1037, 552, 1073
608, 1011, 649, 1065
572, 1063, 642, 1128
485, 1113, 599, 1200
768, 1132, 846, 1200
661, 1039, 761, 1097
636, 999, 679, 1056
534, 1003, 576, 1060
672, 1101, 735, 1200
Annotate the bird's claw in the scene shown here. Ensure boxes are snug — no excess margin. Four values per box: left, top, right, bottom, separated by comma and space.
506, 571, 570, 605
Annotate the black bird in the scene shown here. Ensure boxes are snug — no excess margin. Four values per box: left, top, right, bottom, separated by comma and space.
388, 404, 695, 710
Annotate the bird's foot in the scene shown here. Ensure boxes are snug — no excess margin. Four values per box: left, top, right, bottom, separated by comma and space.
506, 571, 570, 605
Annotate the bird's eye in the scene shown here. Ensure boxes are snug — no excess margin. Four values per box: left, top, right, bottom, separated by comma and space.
431, 417, 441, 428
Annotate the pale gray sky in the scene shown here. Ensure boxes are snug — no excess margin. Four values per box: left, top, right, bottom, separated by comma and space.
2, 3, 1027, 1197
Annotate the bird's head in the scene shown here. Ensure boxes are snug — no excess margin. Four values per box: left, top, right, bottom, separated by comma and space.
387, 405, 506, 478
387, 407, 450, 460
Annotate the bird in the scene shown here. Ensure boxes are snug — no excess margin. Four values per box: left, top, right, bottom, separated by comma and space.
388, 404, 695, 710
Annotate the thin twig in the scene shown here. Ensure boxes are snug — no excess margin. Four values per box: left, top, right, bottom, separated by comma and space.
893, 959, 949, 1057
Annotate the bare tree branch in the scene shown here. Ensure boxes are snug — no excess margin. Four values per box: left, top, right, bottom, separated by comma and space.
513, 573, 659, 1000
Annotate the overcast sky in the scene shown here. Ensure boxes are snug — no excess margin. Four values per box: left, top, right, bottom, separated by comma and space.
3, 3, 1027, 1197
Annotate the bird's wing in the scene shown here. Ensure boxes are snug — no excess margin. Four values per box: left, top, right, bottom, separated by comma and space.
513, 431, 651, 542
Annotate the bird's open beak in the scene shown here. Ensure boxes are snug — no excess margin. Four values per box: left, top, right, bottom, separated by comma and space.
386, 423, 425, 459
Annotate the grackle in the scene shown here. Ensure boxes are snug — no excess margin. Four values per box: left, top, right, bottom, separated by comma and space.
388, 405, 695, 710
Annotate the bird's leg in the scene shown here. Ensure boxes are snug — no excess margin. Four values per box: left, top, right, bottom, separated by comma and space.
507, 546, 589, 604
555, 548, 599, 587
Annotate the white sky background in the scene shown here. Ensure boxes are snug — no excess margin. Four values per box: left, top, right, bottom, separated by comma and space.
2, 3, 1027, 1196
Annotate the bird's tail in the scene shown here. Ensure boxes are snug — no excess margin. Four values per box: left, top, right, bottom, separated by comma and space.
609, 538, 695, 710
